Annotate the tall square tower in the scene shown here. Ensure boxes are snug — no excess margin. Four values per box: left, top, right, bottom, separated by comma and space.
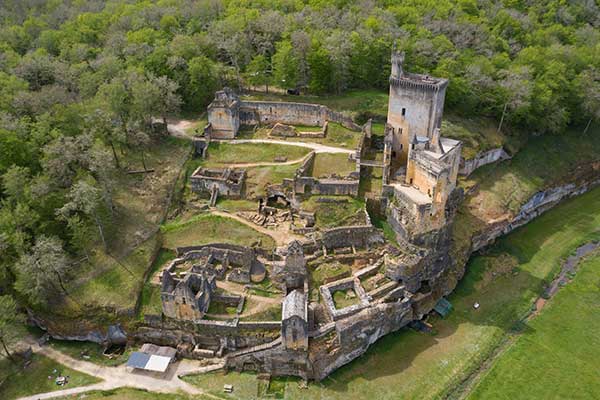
387, 51, 449, 166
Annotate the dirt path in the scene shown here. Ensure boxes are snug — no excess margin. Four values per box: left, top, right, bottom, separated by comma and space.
223, 153, 309, 168
167, 119, 196, 139
17, 341, 223, 400
217, 138, 354, 154
166, 121, 355, 155
210, 210, 302, 246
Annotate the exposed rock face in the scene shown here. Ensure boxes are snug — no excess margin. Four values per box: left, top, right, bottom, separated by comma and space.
269, 123, 298, 137
472, 177, 600, 252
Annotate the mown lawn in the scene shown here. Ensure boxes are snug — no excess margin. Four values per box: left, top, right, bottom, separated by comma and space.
310, 261, 352, 287
239, 304, 282, 322
55, 387, 203, 400
186, 186, 600, 400
202, 142, 309, 166
467, 252, 600, 400
245, 163, 300, 199
161, 214, 276, 250
182, 371, 263, 399
311, 153, 355, 178
0, 354, 100, 400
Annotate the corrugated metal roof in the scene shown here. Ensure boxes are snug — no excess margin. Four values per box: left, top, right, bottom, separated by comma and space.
127, 352, 150, 369
434, 297, 453, 318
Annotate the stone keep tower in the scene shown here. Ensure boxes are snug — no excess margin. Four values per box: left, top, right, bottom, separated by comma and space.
387, 51, 449, 167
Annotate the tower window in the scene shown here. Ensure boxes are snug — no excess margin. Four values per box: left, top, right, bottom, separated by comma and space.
401, 108, 406, 117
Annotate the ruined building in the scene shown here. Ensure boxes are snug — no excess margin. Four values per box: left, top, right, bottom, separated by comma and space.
383, 51, 462, 241
160, 270, 217, 321
207, 88, 241, 138
281, 289, 308, 351
205, 89, 359, 140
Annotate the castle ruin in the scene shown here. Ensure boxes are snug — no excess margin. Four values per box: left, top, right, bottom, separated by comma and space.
137, 50, 464, 382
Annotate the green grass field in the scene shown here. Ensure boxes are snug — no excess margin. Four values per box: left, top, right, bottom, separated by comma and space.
240, 304, 282, 322
161, 213, 276, 250
245, 163, 300, 199
311, 153, 355, 178
0, 354, 100, 400
55, 387, 203, 400
301, 196, 365, 228
467, 252, 600, 400
47, 339, 134, 367
202, 142, 309, 167
69, 234, 160, 312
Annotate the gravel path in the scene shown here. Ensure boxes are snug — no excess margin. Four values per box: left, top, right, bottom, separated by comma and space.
167, 121, 355, 155
17, 342, 223, 400
216, 138, 354, 154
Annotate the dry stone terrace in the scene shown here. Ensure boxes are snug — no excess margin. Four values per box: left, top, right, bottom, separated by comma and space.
128, 49, 467, 381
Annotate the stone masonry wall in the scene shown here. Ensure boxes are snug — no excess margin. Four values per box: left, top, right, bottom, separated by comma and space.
459, 148, 510, 176
239, 100, 360, 130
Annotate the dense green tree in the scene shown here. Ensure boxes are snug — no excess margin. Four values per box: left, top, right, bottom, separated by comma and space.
14, 235, 71, 305
0, 295, 24, 362
245, 54, 272, 93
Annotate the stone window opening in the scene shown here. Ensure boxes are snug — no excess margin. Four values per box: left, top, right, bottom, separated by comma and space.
418, 280, 431, 294
392, 151, 397, 158
402, 108, 406, 117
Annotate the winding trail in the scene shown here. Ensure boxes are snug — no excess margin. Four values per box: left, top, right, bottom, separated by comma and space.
167, 120, 354, 155
221, 153, 309, 168
17, 341, 224, 400
214, 138, 354, 154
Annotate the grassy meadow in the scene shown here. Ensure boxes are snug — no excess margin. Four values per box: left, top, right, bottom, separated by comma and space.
467, 252, 600, 400
0, 354, 100, 400
161, 214, 276, 250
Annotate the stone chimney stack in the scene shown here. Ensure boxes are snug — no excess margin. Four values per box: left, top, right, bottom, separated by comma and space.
430, 128, 444, 154
391, 50, 405, 79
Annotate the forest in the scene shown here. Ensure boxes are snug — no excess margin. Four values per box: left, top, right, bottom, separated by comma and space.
0, 0, 599, 341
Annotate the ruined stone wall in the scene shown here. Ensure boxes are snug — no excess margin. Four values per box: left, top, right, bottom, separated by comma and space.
310, 299, 413, 380
240, 101, 327, 126
460, 147, 510, 176
136, 316, 281, 353
208, 106, 239, 138
472, 176, 600, 251
321, 225, 384, 249
238, 100, 359, 130
190, 170, 245, 198
226, 342, 311, 379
